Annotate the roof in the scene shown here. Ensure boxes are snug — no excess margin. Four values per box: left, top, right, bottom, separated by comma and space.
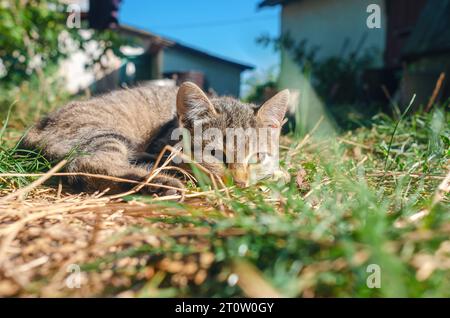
118, 24, 254, 71
169, 42, 254, 71
402, 0, 450, 60
258, 0, 299, 8
118, 24, 174, 47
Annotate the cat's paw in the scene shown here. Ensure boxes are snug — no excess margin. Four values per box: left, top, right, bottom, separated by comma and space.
140, 174, 186, 201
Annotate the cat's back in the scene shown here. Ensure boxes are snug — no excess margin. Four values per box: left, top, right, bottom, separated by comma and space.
23, 85, 179, 155
57, 84, 178, 133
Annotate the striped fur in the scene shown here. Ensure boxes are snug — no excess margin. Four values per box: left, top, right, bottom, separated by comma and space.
22, 82, 289, 194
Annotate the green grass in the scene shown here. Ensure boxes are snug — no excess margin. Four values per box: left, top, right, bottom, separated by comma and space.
0, 105, 52, 190
0, 103, 449, 297
95, 109, 449, 297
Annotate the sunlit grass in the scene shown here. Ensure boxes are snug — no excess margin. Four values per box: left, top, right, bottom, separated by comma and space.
0, 101, 448, 297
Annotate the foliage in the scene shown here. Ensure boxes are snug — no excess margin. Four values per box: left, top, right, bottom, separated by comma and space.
0, 0, 68, 85
0, 0, 127, 133
0, 0, 124, 88
243, 67, 278, 104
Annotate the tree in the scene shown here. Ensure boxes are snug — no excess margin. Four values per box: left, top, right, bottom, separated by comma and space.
0, 0, 127, 127
0, 0, 124, 89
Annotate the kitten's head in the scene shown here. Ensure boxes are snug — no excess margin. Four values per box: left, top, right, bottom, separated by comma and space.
176, 82, 289, 187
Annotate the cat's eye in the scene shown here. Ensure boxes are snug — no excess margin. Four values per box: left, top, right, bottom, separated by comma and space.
211, 149, 226, 162
247, 152, 269, 165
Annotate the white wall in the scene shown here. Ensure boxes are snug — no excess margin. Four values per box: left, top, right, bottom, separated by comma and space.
277, 0, 387, 134
163, 47, 244, 97
59, 49, 123, 94
279, 0, 387, 87
281, 0, 386, 63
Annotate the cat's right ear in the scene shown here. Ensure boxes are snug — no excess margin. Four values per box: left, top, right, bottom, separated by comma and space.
176, 82, 217, 127
257, 89, 290, 129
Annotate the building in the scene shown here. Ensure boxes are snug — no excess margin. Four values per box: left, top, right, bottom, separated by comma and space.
61, 0, 253, 97
259, 0, 387, 90
401, 0, 450, 107
259, 0, 449, 107
118, 25, 253, 97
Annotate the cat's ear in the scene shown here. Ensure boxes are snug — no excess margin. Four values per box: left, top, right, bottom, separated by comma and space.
176, 82, 217, 125
257, 89, 290, 128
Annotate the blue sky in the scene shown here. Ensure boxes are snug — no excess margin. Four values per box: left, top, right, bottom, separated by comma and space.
119, 0, 281, 91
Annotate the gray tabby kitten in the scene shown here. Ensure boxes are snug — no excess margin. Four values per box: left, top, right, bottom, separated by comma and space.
22, 82, 289, 195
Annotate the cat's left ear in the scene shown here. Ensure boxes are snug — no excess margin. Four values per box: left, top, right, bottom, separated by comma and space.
176, 82, 217, 126
257, 89, 290, 128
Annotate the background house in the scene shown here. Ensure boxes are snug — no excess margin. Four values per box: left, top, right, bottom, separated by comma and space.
61, 0, 253, 96
259, 0, 386, 93
118, 25, 253, 96
259, 0, 449, 108
401, 0, 450, 108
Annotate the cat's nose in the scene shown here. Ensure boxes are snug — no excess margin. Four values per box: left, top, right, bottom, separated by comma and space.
230, 169, 249, 187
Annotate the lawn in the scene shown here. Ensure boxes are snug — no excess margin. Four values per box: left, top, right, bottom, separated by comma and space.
0, 100, 448, 297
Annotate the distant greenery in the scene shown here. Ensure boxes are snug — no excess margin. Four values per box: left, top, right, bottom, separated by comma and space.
0, 0, 125, 128
0, 0, 124, 87
0, 0, 69, 86
244, 68, 278, 105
